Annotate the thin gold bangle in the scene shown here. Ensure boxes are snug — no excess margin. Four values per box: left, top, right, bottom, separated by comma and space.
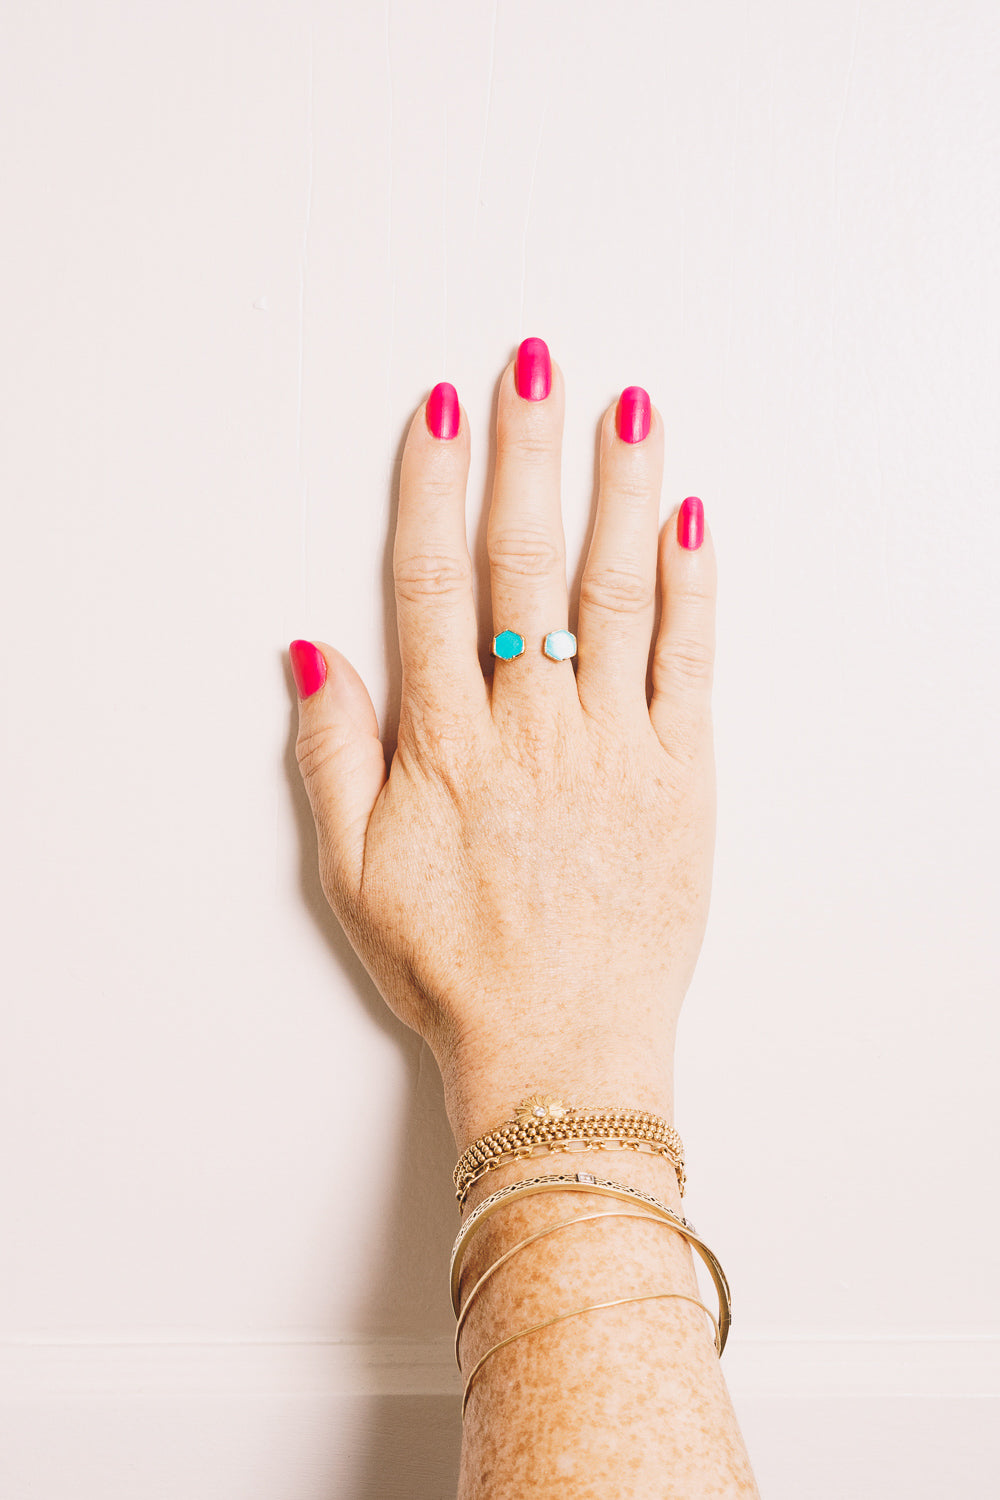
461, 1291, 721, 1419
450, 1173, 731, 1356
455, 1209, 671, 1365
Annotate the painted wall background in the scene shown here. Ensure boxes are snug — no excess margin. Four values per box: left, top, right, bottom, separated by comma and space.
1, 1, 997, 1495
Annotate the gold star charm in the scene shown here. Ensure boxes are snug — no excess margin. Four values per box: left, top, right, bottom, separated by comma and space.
513, 1096, 568, 1125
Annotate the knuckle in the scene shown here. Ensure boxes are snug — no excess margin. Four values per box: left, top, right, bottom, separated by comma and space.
608, 474, 654, 510
655, 635, 715, 687
295, 723, 342, 785
489, 528, 563, 583
579, 565, 655, 615
503, 414, 557, 466
397, 707, 494, 809
400, 712, 464, 782
675, 579, 717, 608
510, 433, 554, 467
415, 464, 460, 501
394, 552, 472, 605
657, 709, 712, 769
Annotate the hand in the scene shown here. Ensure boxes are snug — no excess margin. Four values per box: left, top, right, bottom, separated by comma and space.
289, 343, 716, 1150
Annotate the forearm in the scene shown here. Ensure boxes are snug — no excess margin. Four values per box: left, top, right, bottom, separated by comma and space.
449, 1092, 760, 1499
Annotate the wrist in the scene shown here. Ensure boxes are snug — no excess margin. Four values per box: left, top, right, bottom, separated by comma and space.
438, 1046, 676, 1159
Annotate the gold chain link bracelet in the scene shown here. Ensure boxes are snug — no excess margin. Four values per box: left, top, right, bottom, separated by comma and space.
453, 1095, 686, 1206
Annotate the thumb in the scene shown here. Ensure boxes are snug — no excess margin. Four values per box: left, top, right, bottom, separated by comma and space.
288, 639, 387, 901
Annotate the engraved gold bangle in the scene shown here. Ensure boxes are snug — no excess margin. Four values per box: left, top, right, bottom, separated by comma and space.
449, 1171, 731, 1356
461, 1290, 721, 1419
456, 1137, 685, 1207
454, 1209, 672, 1365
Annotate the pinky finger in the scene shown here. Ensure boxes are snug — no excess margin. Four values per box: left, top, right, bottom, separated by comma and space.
648, 497, 717, 760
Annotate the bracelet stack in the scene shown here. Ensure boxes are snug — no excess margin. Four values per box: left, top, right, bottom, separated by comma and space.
449, 1098, 731, 1421
453, 1093, 686, 1207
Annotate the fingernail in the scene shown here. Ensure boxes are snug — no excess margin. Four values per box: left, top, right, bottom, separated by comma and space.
289, 640, 327, 699
515, 337, 552, 401
678, 496, 705, 551
426, 382, 460, 440
616, 386, 651, 444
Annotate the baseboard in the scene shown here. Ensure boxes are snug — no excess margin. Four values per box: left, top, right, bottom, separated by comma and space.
1, 1337, 997, 1500
1, 1332, 997, 1398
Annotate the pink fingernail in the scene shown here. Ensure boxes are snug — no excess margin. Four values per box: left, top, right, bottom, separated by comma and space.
426, 382, 460, 440
515, 337, 552, 401
616, 386, 651, 444
289, 640, 327, 699
678, 496, 704, 551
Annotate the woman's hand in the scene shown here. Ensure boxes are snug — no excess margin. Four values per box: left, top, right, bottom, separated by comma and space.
289, 343, 716, 1151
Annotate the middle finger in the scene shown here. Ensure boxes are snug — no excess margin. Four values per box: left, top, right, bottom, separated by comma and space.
488, 339, 579, 726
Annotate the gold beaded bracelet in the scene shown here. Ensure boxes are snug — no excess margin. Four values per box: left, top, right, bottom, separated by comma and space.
454, 1096, 686, 1206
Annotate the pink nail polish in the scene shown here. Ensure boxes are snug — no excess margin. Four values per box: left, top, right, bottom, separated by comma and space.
678, 496, 704, 551
515, 337, 552, 401
289, 640, 327, 699
616, 386, 651, 444
426, 382, 460, 440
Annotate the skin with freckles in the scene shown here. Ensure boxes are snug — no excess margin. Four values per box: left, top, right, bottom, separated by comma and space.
290, 341, 760, 1496
456, 1149, 757, 1498
292, 352, 716, 1149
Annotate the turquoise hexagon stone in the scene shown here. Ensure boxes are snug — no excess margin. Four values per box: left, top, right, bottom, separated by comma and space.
492, 629, 525, 660
543, 629, 577, 661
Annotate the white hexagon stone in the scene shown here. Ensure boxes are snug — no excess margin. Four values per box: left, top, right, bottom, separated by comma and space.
543, 629, 577, 661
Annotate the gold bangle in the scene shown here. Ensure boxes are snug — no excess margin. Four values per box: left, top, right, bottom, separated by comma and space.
461, 1291, 721, 1419
449, 1172, 731, 1356
454, 1096, 686, 1203
455, 1209, 671, 1365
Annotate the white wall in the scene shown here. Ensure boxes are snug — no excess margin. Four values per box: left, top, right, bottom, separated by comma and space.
2, 1, 997, 1495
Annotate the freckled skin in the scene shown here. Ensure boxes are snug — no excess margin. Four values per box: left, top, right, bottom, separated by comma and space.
293, 356, 759, 1495
454, 1151, 760, 1499
336, 710, 715, 1140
